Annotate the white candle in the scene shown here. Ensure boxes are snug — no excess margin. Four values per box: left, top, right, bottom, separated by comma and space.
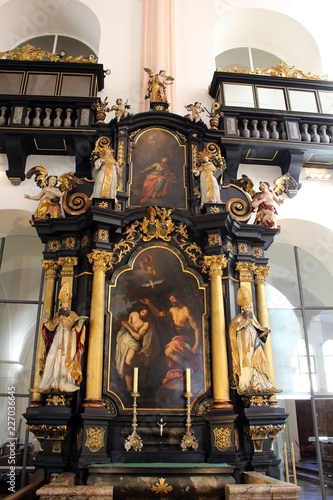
186, 368, 191, 393
133, 367, 138, 393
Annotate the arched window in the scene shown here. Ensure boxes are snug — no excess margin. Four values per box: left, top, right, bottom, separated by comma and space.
18, 34, 97, 59
323, 339, 333, 392
216, 47, 283, 71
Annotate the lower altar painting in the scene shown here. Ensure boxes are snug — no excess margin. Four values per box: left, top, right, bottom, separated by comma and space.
106, 245, 207, 410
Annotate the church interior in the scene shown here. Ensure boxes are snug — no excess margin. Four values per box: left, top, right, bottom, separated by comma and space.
0, 1, 333, 498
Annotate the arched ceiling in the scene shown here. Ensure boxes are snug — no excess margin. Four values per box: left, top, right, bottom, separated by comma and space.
214, 8, 323, 75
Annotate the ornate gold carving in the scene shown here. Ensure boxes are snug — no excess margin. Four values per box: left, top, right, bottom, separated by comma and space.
87, 249, 113, 273
141, 206, 174, 242
218, 61, 326, 81
151, 478, 173, 495
96, 229, 109, 242
26, 424, 69, 453
129, 129, 142, 142
77, 428, 83, 452
248, 394, 270, 407
62, 191, 91, 216
254, 265, 270, 284
238, 242, 248, 254
252, 246, 264, 258
46, 395, 66, 406
210, 206, 221, 213
50, 473, 59, 481
58, 257, 78, 277
213, 427, 232, 452
208, 233, 222, 246
173, 223, 204, 268
202, 255, 228, 277
63, 237, 76, 250
85, 427, 105, 452
117, 141, 125, 191
224, 194, 252, 221
98, 201, 109, 209
81, 235, 90, 248
26, 425, 44, 450
236, 262, 255, 282
248, 424, 275, 453
42, 260, 59, 280
0, 44, 98, 63
47, 240, 61, 252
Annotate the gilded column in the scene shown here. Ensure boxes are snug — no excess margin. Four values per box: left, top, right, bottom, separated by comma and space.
84, 249, 113, 406
235, 262, 255, 299
203, 255, 232, 408
58, 256, 78, 308
254, 265, 276, 389
30, 260, 59, 405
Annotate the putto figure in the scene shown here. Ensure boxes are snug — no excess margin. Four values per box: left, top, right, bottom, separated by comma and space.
24, 165, 80, 220
144, 68, 174, 103
111, 98, 131, 122
184, 102, 204, 122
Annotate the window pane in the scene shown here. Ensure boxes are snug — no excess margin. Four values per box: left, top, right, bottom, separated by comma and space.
215, 47, 250, 71
223, 83, 255, 108
0, 236, 43, 301
266, 243, 301, 308
269, 309, 309, 395
289, 90, 318, 113
257, 87, 286, 110
60, 75, 93, 97
319, 91, 333, 114
251, 48, 282, 70
25, 73, 57, 96
298, 248, 333, 307
0, 303, 37, 379
0, 72, 24, 94
305, 310, 333, 394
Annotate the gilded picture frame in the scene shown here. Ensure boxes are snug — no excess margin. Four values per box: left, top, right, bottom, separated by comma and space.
106, 244, 207, 410
128, 127, 187, 209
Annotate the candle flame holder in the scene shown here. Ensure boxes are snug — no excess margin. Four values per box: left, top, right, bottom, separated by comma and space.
180, 391, 199, 452
124, 391, 143, 452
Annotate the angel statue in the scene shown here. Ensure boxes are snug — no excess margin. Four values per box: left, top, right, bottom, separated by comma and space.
251, 174, 299, 230
144, 68, 174, 103
24, 165, 80, 220
184, 102, 204, 123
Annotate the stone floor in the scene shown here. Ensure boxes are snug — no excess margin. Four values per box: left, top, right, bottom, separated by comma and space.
297, 479, 333, 499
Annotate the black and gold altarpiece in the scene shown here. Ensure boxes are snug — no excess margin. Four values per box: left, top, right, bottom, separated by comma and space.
23, 107, 288, 488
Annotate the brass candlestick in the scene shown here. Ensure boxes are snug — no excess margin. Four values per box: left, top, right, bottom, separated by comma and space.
124, 391, 143, 452
180, 391, 199, 452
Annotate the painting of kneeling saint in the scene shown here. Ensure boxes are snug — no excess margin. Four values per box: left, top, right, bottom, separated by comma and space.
107, 246, 207, 409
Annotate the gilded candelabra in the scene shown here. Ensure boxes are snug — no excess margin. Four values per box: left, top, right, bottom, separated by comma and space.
180, 390, 199, 452
124, 391, 143, 452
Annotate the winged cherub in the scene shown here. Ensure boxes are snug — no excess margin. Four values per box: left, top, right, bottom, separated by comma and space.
251, 174, 299, 230
24, 165, 79, 220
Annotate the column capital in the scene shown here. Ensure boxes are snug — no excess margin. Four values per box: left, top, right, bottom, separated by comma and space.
57, 256, 78, 277
235, 262, 255, 282
88, 249, 113, 273
254, 265, 270, 284
42, 260, 59, 280
203, 255, 228, 277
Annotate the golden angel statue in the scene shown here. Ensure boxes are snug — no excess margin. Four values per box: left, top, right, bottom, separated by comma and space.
24, 165, 81, 220
251, 174, 298, 229
232, 173, 299, 230
144, 68, 174, 103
